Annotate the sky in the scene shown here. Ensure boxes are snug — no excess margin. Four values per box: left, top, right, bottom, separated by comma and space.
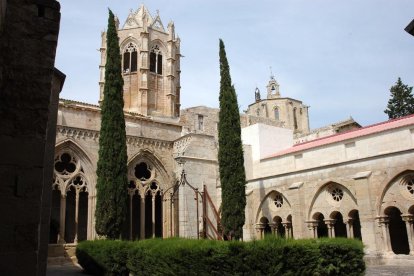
56, 0, 414, 129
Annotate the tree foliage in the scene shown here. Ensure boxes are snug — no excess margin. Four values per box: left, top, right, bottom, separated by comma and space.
218, 39, 246, 240
95, 9, 128, 239
384, 77, 414, 119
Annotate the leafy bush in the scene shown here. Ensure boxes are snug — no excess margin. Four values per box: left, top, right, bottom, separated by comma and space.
77, 237, 365, 276
76, 239, 131, 276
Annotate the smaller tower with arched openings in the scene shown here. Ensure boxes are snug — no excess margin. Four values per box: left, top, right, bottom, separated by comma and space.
246, 73, 310, 135
99, 5, 181, 118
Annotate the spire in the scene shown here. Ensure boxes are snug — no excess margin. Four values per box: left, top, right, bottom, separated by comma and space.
168, 20, 175, 40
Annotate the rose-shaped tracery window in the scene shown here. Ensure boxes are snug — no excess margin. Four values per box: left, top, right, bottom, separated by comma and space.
331, 188, 344, 202
274, 194, 283, 208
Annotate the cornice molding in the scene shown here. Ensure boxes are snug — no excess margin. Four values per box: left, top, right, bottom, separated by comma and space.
57, 125, 174, 149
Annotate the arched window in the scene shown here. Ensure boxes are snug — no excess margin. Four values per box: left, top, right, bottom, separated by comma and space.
150, 44, 162, 75
274, 107, 279, 121
123, 42, 138, 73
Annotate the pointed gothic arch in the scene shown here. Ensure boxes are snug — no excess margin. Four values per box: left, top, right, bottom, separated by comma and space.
50, 140, 95, 244
255, 190, 292, 224
124, 149, 172, 240
307, 181, 358, 220
121, 40, 139, 73
377, 170, 414, 216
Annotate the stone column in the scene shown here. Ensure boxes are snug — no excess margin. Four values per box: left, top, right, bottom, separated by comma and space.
324, 219, 336, 238
58, 194, 66, 244
152, 193, 156, 238
170, 193, 174, 237
376, 216, 392, 253
269, 222, 277, 236
282, 222, 292, 238
345, 218, 354, 238
74, 188, 80, 243
140, 196, 145, 239
129, 193, 133, 240
401, 214, 414, 255
306, 221, 318, 238
255, 223, 265, 239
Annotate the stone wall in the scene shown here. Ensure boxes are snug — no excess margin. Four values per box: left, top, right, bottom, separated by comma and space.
243, 119, 414, 256
0, 1, 62, 275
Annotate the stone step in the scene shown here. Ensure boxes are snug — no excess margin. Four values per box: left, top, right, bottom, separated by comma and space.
47, 244, 78, 266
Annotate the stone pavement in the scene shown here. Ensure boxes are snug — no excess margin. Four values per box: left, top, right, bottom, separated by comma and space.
365, 265, 414, 276
46, 264, 84, 276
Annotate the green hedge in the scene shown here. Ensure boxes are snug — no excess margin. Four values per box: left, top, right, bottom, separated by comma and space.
76, 239, 132, 276
76, 237, 365, 276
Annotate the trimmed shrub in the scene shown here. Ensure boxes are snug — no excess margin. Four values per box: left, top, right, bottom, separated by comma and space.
76, 239, 131, 276
77, 238, 365, 276
318, 238, 365, 275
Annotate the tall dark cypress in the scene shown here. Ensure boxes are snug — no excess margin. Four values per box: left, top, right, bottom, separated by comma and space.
95, 10, 128, 239
218, 39, 246, 240
384, 77, 414, 119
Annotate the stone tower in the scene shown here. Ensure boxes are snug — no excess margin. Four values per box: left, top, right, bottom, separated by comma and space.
99, 5, 181, 118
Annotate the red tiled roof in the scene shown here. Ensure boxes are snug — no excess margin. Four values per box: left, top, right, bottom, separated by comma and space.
265, 114, 414, 159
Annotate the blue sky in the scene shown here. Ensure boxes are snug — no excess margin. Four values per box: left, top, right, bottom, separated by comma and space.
56, 0, 414, 129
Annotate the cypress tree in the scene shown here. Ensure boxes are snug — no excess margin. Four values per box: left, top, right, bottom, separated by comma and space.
95, 10, 128, 239
384, 77, 414, 119
218, 39, 246, 240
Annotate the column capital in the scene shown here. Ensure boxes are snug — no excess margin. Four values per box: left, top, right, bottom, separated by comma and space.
282, 222, 292, 229
305, 220, 318, 229
375, 216, 390, 226
346, 218, 354, 225
324, 219, 336, 227
255, 223, 265, 230
401, 214, 414, 223
268, 222, 277, 230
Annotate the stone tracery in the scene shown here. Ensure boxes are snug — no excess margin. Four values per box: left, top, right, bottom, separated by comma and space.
50, 150, 89, 244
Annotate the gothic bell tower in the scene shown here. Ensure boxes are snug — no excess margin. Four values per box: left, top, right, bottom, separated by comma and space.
99, 5, 181, 118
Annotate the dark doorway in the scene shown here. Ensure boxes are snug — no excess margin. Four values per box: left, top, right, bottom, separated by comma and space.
145, 192, 152, 238
314, 213, 328, 238
386, 207, 409, 254
332, 212, 347, 238
65, 187, 76, 243
273, 216, 285, 237
77, 191, 88, 241
132, 192, 141, 240
349, 210, 362, 240
155, 191, 163, 237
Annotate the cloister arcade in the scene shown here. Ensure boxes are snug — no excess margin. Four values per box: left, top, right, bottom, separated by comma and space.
253, 175, 414, 256
376, 171, 414, 255
255, 190, 293, 239
49, 143, 175, 244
